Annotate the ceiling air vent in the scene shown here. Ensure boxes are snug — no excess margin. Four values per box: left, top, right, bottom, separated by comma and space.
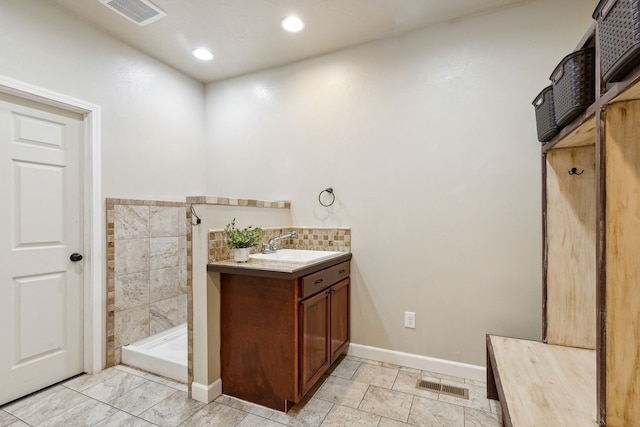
99, 0, 167, 26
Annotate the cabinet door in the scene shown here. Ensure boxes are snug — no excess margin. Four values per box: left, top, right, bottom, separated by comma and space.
330, 279, 350, 362
299, 289, 330, 396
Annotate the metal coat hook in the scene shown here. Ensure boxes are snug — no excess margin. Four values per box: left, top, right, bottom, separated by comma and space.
318, 188, 335, 207
568, 167, 584, 176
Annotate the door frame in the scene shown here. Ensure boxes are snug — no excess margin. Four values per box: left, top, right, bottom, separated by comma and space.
0, 75, 103, 375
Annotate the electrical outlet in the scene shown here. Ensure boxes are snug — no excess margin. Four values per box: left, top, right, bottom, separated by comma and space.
404, 311, 416, 329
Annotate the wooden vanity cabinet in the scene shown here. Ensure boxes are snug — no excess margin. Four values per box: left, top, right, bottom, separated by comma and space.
299, 277, 349, 396
219, 257, 350, 412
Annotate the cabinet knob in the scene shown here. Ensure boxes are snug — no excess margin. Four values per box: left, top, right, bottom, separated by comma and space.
338, 269, 346, 274
314, 278, 324, 285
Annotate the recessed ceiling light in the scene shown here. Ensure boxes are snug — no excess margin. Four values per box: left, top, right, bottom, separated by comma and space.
281, 16, 304, 32
192, 48, 214, 61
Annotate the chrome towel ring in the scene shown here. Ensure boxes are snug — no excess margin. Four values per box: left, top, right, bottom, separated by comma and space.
318, 188, 335, 207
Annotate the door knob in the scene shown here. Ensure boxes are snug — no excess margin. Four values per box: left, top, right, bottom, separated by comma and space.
70, 253, 83, 262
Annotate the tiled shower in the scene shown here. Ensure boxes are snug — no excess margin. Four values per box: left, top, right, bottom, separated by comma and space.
106, 199, 188, 367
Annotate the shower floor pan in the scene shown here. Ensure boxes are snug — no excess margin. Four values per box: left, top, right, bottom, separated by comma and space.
121, 323, 187, 383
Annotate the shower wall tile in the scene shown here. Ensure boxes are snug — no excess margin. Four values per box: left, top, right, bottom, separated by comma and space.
150, 206, 181, 238
109, 198, 294, 392
178, 236, 187, 266
150, 266, 180, 303
150, 237, 179, 270
178, 207, 187, 237
114, 239, 150, 275
179, 265, 187, 295
115, 205, 149, 239
179, 294, 187, 324
115, 306, 149, 348
150, 297, 180, 335
115, 272, 149, 311
106, 199, 189, 371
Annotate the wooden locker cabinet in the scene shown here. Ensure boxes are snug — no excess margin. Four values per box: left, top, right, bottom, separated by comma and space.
487, 22, 640, 427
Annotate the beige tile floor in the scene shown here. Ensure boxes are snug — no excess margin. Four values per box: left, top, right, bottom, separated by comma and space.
0, 355, 502, 426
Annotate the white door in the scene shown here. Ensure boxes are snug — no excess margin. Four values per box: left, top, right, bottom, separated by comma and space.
0, 92, 84, 405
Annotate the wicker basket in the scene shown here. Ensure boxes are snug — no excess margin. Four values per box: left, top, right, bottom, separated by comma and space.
550, 48, 595, 127
532, 86, 560, 142
594, 0, 640, 83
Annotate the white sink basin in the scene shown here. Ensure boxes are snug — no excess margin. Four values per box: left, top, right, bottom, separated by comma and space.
249, 249, 341, 264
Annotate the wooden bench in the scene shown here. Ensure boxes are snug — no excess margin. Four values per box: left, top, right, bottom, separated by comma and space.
486, 335, 597, 427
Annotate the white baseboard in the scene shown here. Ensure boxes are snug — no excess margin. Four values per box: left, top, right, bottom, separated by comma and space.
191, 378, 222, 403
347, 343, 486, 383
190, 347, 485, 403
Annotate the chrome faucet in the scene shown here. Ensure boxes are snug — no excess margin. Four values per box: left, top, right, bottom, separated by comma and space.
262, 230, 298, 254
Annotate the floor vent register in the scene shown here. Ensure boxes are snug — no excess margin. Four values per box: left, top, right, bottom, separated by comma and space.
415, 379, 469, 400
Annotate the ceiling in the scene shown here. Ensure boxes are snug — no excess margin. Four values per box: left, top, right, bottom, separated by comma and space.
48, 0, 526, 83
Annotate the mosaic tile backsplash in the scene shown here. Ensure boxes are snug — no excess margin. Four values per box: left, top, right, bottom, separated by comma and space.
208, 226, 351, 263
106, 199, 190, 368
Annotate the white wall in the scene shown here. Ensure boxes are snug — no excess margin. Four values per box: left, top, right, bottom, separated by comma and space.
204, 0, 596, 366
0, 0, 206, 201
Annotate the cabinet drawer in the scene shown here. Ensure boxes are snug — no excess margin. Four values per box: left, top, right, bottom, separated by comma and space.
300, 261, 350, 299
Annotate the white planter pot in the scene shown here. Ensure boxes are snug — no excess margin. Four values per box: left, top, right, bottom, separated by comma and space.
233, 247, 250, 263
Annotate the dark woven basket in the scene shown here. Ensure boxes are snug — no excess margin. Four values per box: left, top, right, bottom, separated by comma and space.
532, 86, 560, 142
594, 0, 640, 83
550, 48, 595, 127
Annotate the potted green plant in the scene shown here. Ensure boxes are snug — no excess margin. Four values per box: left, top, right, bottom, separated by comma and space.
224, 218, 263, 262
